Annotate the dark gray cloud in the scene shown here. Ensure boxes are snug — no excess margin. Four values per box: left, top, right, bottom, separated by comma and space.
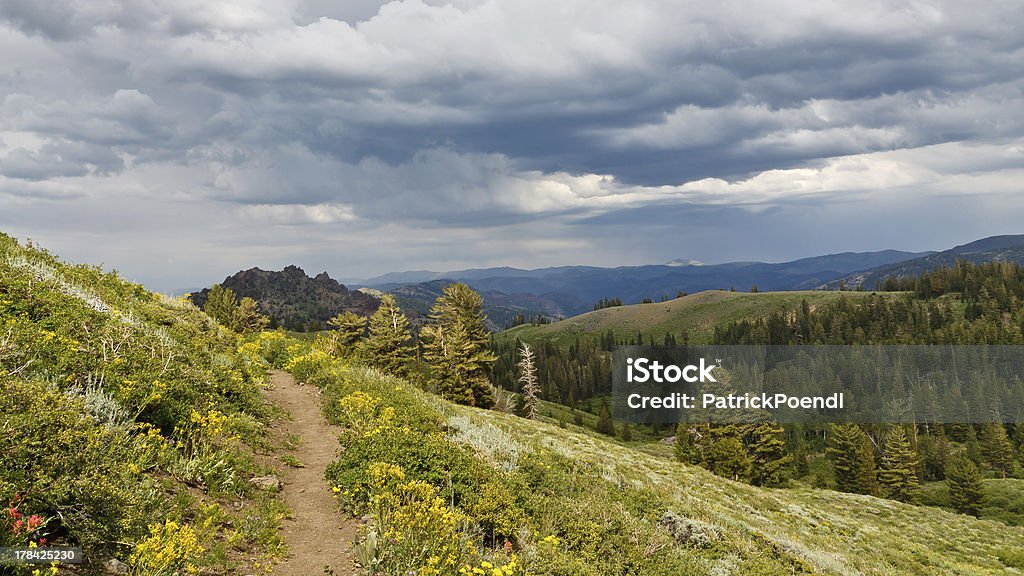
0, 0, 1023, 290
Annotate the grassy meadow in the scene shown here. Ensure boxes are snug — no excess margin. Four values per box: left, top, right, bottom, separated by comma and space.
499, 290, 908, 347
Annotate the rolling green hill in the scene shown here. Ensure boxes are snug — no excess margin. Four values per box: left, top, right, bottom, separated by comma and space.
499, 289, 903, 346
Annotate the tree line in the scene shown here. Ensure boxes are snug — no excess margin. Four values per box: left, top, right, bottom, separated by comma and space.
703, 261, 1024, 511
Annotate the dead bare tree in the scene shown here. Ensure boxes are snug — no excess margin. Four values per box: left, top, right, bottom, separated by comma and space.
518, 342, 541, 419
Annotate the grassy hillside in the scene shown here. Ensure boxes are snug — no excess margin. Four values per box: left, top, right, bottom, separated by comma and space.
0, 234, 289, 574
499, 290, 902, 347
284, 343, 1024, 575
921, 478, 1024, 527
450, 403, 1024, 575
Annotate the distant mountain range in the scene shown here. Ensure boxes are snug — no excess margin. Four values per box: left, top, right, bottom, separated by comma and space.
191, 235, 1024, 331
821, 234, 1024, 290
357, 249, 929, 321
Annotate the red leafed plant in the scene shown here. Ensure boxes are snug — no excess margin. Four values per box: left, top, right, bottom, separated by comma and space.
2, 493, 50, 546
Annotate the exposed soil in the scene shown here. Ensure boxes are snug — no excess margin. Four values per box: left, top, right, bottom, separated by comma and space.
265, 370, 359, 575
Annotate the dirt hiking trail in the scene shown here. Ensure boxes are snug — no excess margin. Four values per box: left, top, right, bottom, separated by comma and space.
266, 370, 359, 575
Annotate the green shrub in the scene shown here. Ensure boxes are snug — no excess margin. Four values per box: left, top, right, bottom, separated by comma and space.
471, 480, 529, 545
283, 348, 334, 386
0, 378, 163, 551
998, 546, 1024, 569
320, 366, 443, 433
326, 427, 484, 513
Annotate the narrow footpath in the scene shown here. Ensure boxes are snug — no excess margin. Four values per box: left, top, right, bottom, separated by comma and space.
265, 370, 359, 575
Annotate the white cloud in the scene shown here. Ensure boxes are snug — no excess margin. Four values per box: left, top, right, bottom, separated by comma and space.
237, 203, 357, 225
1, 0, 1024, 289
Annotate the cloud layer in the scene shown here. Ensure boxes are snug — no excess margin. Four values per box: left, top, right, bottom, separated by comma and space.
1, 0, 1023, 289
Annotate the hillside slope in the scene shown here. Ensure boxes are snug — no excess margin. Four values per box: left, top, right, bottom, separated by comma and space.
500, 290, 898, 346
447, 402, 1024, 575
286, 343, 1024, 576
0, 233, 288, 573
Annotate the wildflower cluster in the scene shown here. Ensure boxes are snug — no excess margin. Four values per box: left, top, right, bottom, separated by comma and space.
236, 340, 269, 369
283, 348, 333, 384
129, 519, 204, 575
458, 556, 523, 576
173, 408, 244, 450
336, 391, 396, 437
255, 331, 289, 364
131, 423, 173, 471
2, 495, 48, 546
358, 463, 524, 576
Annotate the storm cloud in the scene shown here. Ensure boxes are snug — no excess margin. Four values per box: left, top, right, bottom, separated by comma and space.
1, 0, 1022, 290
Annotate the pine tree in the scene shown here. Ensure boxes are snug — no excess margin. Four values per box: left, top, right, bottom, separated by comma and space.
919, 431, 950, 481
945, 453, 986, 516
421, 283, 497, 407
203, 284, 239, 328
675, 422, 699, 464
704, 430, 751, 481
879, 426, 920, 503
620, 422, 633, 442
202, 285, 268, 333
980, 423, 1014, 478
749, 421, 791, 487
327, 310, 368, 356
360, 294, 412, 377
596, 398, 615, 436
517, 342, 541, 419
234, 297, 269, 334
827, 424, 876, 494
856, 432, 879, 496
1013, 424, 1024, 464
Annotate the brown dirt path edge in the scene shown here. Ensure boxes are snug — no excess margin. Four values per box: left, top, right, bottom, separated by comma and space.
265, 370, 359, 575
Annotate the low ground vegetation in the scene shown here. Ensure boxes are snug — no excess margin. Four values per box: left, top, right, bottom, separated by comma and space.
0, 234, 289, 574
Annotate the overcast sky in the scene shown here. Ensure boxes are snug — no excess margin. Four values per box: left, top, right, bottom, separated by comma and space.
1, 0, 1023, 291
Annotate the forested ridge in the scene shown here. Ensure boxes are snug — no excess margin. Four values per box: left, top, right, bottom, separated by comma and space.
490, 260, 1024, 526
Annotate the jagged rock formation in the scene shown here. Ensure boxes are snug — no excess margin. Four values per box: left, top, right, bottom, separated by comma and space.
191, 266, 379, 330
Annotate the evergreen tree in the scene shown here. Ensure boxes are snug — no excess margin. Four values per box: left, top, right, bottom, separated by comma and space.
517, 342, 541, 419
704, 431, 751, 481
596, 398, 615, 436
856, 432, 880, 496
234, 297, 269, 334
749, 421, 791, 487
620, 422, 633, 442
919, 431, 950, 481
674, 422, 699, 464
980, 423, 1014, 478
327, 310, 368, 356
879, 426, 920, 503
203, 284, 239, 328
421, 283, 497, 407
1013, 424, 1024, 463
827, 424, 877, 494
202, 285, 269, 333
360, 294, 412, 377
945, 453, 986, 516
